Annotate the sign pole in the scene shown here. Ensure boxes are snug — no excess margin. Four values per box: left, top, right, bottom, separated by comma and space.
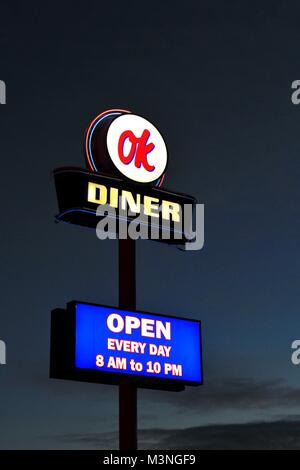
118, 238, 138, 450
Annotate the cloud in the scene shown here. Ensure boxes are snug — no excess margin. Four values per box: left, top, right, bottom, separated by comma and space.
56, 418, 300, 449
59, 431, 117, 449
145, 419, 300, 449
41, 376, 300, 449
143, 377, 300, 412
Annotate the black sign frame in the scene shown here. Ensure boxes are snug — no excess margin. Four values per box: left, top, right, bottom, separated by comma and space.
53, 167, 197, 245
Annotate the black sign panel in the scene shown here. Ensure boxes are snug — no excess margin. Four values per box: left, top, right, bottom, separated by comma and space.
53, 167, 196, 245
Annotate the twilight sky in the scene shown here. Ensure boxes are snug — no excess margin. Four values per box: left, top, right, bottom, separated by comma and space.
1, 0, 300, 449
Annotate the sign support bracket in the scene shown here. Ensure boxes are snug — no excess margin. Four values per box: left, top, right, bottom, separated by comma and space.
118, 238, 138, 450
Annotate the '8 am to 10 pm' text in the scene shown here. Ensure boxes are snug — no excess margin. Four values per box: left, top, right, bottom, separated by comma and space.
95, 354, 183, 377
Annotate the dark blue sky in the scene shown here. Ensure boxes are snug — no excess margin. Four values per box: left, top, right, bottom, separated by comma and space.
1, 0, 300, 449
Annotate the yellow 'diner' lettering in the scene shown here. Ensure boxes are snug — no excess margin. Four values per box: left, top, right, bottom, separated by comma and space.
87, 181, 181, 222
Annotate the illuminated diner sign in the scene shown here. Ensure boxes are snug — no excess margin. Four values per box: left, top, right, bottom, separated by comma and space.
50, 302, 202, 391
53, 109, 200, 246
53, 168, 196, 245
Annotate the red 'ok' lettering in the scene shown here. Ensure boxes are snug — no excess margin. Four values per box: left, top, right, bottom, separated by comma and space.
118, 129, 155, 172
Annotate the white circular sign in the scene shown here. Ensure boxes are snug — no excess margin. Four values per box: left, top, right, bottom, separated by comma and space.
106, 114, 167, 184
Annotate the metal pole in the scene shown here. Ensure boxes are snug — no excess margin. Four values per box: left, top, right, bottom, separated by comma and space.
118, 238, 137, 450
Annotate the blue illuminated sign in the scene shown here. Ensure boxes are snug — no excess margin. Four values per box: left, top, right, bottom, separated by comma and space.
75, 302, 202, 385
